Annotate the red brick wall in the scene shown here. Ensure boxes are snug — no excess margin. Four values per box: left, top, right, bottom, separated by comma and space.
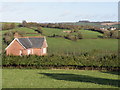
6, 39, 47, 56
6, 40, 25, 56
42, 40, 47, 48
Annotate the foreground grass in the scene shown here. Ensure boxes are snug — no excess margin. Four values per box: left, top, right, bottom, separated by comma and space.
2, 69, 119, 88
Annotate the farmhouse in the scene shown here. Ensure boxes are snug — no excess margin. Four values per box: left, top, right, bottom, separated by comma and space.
5, 36, 48, 56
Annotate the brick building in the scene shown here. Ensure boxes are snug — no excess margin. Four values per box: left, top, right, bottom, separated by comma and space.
5, 36, 48, 56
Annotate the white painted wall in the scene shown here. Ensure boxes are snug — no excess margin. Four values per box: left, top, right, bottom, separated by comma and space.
43, 48, 46, 54
27, 49, 31, 55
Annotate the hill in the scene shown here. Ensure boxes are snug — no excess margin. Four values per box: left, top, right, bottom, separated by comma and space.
1, 25, 118, 55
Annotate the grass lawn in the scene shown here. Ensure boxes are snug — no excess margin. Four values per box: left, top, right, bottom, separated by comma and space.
2, 69, 119, 88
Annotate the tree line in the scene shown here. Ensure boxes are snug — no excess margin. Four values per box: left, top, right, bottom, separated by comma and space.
2, 23, 16, 30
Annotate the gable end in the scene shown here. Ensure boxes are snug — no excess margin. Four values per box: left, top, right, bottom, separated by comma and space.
5, 38, 26, 50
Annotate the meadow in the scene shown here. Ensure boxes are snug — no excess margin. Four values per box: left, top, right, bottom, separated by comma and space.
1, 27, 118, 54
1, 23, 119, 88
1, 27, 38, 35
2, 69, 119, 88
47, 37, 118, 54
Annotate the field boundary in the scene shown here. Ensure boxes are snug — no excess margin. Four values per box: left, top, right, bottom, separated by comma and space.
2, 65, 120, 71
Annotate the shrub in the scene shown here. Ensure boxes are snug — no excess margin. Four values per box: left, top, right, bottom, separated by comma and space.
2, 52, 119, 68
36, 27, 43, 34
3, 32, 14, 44
103, 31, 111, 38
2, 23, 16, 30
3, 31, 26, 45
77, 32, 83, 39
111, 31, 118, 39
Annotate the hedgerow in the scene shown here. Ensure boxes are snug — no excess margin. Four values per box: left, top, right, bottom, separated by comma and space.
2, 53, 119, 68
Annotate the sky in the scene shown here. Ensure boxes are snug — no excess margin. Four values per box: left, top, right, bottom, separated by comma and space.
0, 2, 118, 23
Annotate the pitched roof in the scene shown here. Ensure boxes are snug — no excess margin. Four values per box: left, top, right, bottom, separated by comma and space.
17, 37, 45, 49
5, 36, 47, 50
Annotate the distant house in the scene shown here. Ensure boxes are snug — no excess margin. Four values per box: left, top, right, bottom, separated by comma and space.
100, 27, 108, 31
5, 36, 48, 56
63, 31, 72, 33
108, 27, 116, 31
100, 27, 116, 31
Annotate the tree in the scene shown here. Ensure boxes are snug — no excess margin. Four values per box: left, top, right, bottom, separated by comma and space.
22, 20, 27, 27
111, 31, 118, 39
2, 23, 11, 30
77, 32, 83, 39
10, 23, 16, 29
4, 32, 14, 44
65, 34, 78, 41
103, 31, 111, 38
37, 27, 43, 34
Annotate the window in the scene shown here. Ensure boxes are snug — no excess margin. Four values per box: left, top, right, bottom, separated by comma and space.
27, 49, 31, 55
19, 50, 22, 56
43, 48, 46, 54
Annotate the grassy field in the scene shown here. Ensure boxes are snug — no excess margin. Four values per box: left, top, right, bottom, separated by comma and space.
42, 28, 103, 38
1, 27, 38, 35
1, 27, 118, 54
80, 30, 103, 38
2, 69, 119, 88
47, 37, 118, 54
42, 27, 69, 36
1, 24, 119, 88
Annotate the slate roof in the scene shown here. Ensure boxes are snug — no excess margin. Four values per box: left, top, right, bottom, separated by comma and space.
17, 37, 45, 49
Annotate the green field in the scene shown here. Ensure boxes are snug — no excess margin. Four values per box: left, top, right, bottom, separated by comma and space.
1, 27, 41, 37
0, 27, 106, 39
80, 30, 103, 38
2, 69, 119, 88
47, 37, 118, 54
42, 27, 69, 36
42, 28, 103, 39
1, 27, 38, 35
67, 22, 102, 27
1, 24, 119, 88
1, 27, 118, 54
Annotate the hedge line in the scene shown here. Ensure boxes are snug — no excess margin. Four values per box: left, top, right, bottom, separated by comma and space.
2, 53, 119, 68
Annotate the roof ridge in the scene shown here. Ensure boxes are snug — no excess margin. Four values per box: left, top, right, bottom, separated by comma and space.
16, 36, 45, 38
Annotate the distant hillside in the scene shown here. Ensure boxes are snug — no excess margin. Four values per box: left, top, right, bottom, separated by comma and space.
64, 22, 119, 29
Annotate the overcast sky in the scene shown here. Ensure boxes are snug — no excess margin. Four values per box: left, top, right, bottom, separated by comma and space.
0, 2, 118, 23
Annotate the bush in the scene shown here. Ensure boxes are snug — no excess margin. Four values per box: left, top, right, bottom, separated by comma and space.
111, 31, 118, 39
35, 27, 43, 34
77, 32, 83, 39
3, 32, 14, 44
2, 52, 119, 68
64, 32, 83, 41
103, 31, 111, 38
2, 23, 16, 30
3, 31, 26, 45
